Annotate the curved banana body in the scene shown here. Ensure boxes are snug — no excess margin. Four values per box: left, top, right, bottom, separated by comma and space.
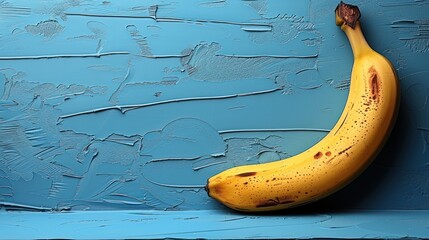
205, 2, 400, 212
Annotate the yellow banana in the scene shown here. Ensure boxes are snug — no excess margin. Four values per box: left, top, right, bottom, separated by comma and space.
205, 2, 400, 212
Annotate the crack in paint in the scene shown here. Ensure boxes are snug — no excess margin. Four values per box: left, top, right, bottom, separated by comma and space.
58, 86, 284, 120
64, 12, 272, 28
0, 52, 130, 60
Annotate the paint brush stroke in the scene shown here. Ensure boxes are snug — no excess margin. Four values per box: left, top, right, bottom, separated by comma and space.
391, 19, 429, 53
181, 42, 317, 82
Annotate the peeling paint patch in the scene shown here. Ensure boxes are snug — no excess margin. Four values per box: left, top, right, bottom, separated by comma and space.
181, 42, 317, 82
37, 0, 82, 20
25, 20, 64, 38
249, 14, 322, 46
126, 25, 153, 56
244, 0, 268, 15
0, 105, 67, 181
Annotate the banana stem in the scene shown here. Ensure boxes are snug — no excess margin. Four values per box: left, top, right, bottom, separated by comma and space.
336, 1, 372, 59
342, 22, 372, 59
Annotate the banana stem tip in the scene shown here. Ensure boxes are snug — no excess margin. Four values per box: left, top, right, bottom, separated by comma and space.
335, 1, 361, 29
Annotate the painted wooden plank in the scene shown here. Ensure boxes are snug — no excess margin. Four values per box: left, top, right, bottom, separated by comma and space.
1, 210, 429, 239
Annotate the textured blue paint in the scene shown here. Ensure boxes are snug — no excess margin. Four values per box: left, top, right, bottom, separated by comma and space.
1, 0, 429, 238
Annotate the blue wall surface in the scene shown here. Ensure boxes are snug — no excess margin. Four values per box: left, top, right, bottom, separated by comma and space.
0, 0, 428, 212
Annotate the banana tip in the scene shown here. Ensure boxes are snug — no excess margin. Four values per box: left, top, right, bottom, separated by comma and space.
204, 181, 210, 196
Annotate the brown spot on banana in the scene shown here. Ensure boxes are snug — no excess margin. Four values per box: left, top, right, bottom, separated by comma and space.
326, 146, 353, 164
236, 172, 257, 177
338, 145, 353, 156
208, 185, 223, 195
369, 66, 381, 103
314, 151, 323, 159
255, 197, 295, 208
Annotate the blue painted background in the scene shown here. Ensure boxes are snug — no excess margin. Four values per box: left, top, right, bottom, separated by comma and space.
0, 0, 428, 212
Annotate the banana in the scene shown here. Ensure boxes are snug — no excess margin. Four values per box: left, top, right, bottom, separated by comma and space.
205, 2, 400, 212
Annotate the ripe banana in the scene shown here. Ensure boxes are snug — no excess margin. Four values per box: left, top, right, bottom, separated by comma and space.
205, 2, 400, 212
